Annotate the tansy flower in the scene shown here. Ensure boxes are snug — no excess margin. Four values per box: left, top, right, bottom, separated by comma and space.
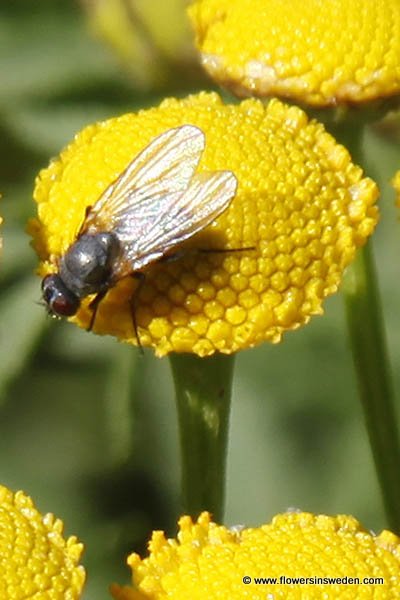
30, 92, 378, 357
110, 511, 400, 599
0, 484, 85, 599
188, 0, 400, 108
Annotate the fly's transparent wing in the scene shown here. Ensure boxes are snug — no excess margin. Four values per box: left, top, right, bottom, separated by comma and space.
113, 169, 238, 275
82, 125, 205, 233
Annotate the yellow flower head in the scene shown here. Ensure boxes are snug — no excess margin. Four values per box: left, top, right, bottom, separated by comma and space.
30, 92, 378, 356
110, 511, 400, 599
0, 484, 85, 599
189, 0, 400, 107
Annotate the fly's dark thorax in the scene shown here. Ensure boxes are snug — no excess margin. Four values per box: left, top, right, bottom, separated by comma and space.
59, 232, 121, 298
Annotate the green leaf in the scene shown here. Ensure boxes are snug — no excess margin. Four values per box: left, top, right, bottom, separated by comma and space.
0, 226, 35, 283
0, 275, 48, 403
2, 102, 117, 156
0, 7, 119, 105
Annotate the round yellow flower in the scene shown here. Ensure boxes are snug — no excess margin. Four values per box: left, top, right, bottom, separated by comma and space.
0, 484, 85, 599
189, 0, 400, 107
30, 92, 378, 356
110, 511, 400, 599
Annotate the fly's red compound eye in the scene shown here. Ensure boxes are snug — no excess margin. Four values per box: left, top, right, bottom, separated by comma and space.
50, 295, 79, 317
42, 274, 80, 317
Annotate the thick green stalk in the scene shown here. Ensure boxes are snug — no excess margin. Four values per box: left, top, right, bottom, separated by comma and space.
169, 352, 235, 522
329, 120, 400, 532
103, 344, 141, 467
343, 242, 400, 530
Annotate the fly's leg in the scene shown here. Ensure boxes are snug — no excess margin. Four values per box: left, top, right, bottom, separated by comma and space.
87, 273, 145, 353
87, 289, 108, 332
197, 246, 255, 255
129, 271, 146, 354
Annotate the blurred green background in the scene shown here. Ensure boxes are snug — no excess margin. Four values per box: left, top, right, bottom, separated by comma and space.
1, 1, 400, 598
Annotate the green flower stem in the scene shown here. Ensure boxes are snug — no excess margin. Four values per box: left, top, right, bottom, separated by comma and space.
103, 344, 141, 468
169, 352, 235, 522
329, 118, 400, 533
343, 242, 400, 531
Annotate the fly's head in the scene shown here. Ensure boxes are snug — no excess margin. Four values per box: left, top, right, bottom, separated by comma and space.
42, 274, 80, 318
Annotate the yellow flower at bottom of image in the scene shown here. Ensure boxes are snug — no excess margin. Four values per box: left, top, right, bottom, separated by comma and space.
110, 511, 400, 600
0, 484, 85, 599
30, 92, 378, 356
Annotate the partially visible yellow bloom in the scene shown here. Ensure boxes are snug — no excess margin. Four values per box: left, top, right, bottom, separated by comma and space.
30, 92, 378, 356
392, 170, 400, 207
110, 511, 400, 599
0, 484, 85, 599
82, 0, 201, 90
189, 0, 400, 107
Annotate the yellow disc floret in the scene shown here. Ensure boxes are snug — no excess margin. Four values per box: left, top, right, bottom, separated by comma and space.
110, 511, 400, 599
30, 92, 378, 356
0, 484, 85, 599
189, 0, 400, 107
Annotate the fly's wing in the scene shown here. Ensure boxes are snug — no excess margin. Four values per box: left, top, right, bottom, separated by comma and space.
113, 169, 238, 275
82, 125, 206, 233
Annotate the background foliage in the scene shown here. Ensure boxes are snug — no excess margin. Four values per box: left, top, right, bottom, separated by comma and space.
1, 1, 400, 598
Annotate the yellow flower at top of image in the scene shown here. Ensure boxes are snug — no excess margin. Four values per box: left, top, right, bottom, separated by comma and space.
188, 0, 400, 108
29, 92, 378, 357
110, 511, 400, 599
0, 484, 85, 599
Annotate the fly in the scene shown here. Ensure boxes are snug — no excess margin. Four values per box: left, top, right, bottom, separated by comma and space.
41, 125, 238, 341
